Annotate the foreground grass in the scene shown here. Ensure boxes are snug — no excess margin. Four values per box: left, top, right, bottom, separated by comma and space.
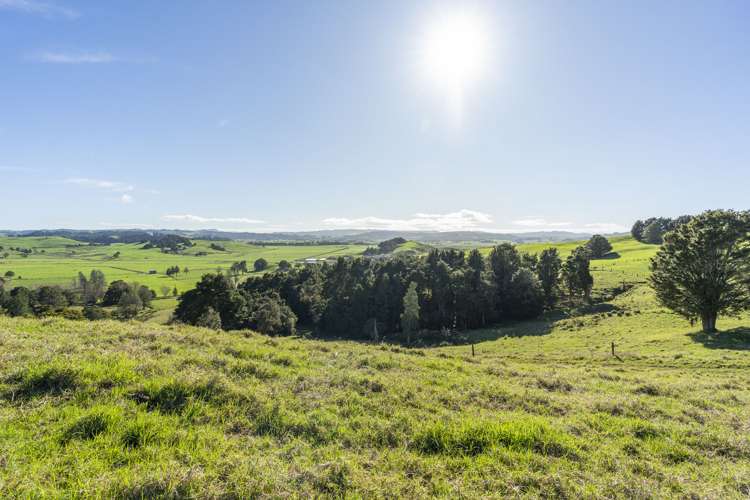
1, 285, 749, 497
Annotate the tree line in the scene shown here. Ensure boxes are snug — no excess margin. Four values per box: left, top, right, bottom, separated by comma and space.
631, 216, 692, 244
0, 270, 157, 321
174, 241, 598, 342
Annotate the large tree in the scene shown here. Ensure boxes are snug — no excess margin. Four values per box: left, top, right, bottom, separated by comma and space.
561, 246, 593, 300
536, 248, 562, 306
254, 258, 269, 272
650, 210, 750, 333
642, 221, 664, 244
585, 234, 613, 259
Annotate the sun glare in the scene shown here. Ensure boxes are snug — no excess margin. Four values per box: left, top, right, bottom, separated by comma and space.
418, 9, 491, 115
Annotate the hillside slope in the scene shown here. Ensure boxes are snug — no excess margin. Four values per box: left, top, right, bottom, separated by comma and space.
1, 284, 749, 497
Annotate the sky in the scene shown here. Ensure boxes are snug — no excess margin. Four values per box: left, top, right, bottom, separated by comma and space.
1, 0, 749, 233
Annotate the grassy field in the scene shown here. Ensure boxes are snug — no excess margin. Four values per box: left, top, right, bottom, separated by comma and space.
0, 236, 367, 294
1, 236, 749, 497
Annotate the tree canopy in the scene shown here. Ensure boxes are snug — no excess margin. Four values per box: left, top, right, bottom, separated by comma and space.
650, 210, 750, 333
585, 235, 612, 258
175, 244, 577, 341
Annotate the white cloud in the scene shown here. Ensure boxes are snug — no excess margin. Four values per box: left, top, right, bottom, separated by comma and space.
120, 194, 134, 204
0, 0, 78, 19
512, 218, 573, 228
33, 51, 115, 64
162, 214, 266, 225
322, 209, 493, 232
64, 177, 134, 192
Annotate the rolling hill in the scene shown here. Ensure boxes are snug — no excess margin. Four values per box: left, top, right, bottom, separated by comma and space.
1, 236, 749, 497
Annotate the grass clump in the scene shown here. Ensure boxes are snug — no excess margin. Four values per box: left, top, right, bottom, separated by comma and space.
250, 403, 336, 444
412, 417, 577, 458
634, 384, 670, 397
61, 407, 119, 444
129, 378, 227, 414
6, 365, 80, 400
120, 414, 165, 449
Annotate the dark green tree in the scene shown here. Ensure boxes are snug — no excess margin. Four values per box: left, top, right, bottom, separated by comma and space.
117, 287, 143, 319
254, 258, 269, 272
249, 293, 297, 335
136, 285, 155, 307
102, 280, 130, 306
506, 268, 545, 319
195, 307, 222, 330
631, 220, 645, 241
174, 273, 249, 330
561, 246, 593, 300
6, 287, 32, 316
536, 248, 562, 306
642, 221, 664, 244
33, 285, 68, 315
585, 234, 613, 258
650, 210, 750, 333
488, 243, 522, 318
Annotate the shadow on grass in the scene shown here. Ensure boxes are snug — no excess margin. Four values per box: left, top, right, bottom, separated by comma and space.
593, 252, 621, 260
2, 366, 80, 401
455, 311, 563, 345
303, 313, 559, 348
688, 327, 750, 350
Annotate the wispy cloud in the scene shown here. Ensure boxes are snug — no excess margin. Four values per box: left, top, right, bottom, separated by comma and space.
119, 194, 134, 204
323, 209, 493, 232
0, 0, 78, 19
64, 177, 134, 193
162, 214, 266, 225
32, 51, 116, 64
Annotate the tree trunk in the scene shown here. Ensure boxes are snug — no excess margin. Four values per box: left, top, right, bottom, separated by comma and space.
701, 312, 717, 333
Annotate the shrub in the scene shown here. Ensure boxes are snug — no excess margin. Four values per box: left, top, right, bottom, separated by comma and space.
83, 305, 108, 320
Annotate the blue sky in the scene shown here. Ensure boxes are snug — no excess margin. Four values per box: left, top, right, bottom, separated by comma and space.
1, 0, 748, 233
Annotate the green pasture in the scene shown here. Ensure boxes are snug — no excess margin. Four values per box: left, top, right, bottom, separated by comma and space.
0, 236, 367, 293
1, 233, 749, 496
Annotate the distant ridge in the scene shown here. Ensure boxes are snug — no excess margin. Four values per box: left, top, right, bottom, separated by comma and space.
0, 228, 613, 244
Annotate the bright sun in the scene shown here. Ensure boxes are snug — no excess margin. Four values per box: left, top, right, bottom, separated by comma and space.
418, 9, 491, 111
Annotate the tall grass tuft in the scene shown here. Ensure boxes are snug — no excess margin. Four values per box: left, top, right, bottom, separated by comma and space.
413, 417, 578, 458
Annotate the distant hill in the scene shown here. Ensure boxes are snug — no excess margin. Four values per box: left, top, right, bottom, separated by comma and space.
3, 228, 604, 245
363, 238, 433, 256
